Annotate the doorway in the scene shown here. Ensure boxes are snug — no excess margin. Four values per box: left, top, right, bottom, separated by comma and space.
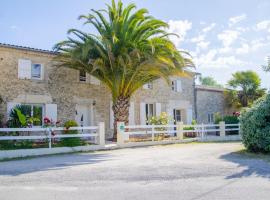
75, 104, 92, 127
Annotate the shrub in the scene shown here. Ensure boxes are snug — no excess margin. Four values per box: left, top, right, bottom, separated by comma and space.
240, 93, 270, 153
60, 120, 82, 147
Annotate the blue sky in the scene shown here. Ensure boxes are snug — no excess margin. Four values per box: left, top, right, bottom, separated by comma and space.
1, 0, 269, 87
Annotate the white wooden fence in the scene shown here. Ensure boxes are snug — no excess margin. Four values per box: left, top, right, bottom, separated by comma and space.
117, 121, 241, 145
0, 122, 105, 149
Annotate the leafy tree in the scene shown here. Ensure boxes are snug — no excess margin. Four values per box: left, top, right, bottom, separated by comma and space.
199, 76, 223, 88
226, 70, 266, 107
262, 56, 270, 72
54, 0, 193, 139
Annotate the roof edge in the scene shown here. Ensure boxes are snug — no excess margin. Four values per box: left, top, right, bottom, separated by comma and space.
0, 43, 58, 55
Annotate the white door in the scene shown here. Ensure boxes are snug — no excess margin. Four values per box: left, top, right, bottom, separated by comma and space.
75, 105, 91, 127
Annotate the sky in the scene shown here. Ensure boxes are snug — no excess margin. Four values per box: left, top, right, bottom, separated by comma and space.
0, 0, 269, 87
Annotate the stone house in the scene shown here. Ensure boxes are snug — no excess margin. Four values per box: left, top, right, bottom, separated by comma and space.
0, 43, 227, 138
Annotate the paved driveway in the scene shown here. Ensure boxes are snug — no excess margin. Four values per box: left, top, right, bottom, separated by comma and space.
0, 142, 270, 200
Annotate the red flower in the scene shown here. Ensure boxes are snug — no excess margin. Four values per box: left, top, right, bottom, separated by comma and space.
44, 117, 51, 124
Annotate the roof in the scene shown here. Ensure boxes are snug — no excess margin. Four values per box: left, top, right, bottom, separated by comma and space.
0, 43, 58, 55
195, 85, 225, 92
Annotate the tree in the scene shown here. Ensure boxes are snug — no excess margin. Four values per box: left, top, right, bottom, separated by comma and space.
226, 70, 265, 107
199, 76, 223, 88
54, 0, 193, 139
262, 56, 270, 72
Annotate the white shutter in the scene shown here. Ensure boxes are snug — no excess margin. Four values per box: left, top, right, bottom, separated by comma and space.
7, 102, 20, 118
129, 102, 135, 125
155, 103, 161, 116
40, 64, 44, 80
176, 80, 182, 92
18, 59, 31, 79
90, 75, 100, 85
187, 107, 193, 124
110, 101, 114, 129
45, 104, 57, 122
140, 102, 146, 125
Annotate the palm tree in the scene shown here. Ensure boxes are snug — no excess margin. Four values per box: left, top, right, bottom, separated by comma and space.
54, 0, 193, 140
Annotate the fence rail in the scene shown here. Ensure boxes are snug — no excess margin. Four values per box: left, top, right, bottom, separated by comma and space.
0, 123, 105, 149
117, 121, 240, 145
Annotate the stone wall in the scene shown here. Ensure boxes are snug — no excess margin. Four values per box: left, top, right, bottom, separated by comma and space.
195, 86, 225, 124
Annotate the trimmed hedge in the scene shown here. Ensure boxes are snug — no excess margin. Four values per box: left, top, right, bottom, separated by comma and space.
240, 93, 270, 153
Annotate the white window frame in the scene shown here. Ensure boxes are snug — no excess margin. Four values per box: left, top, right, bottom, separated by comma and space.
145, 103, 156, 124
171, 79, 182, 92
31, 63, 42, 80
208, 113, 215, 124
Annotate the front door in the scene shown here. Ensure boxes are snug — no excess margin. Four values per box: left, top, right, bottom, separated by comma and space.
75, 105, 91, 127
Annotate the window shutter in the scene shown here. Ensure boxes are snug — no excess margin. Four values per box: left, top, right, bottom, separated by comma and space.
176, 80, 182, 92
129, 102, 135, 125
45, 104, 57, 122
40, 64, 44, 80
18, 59, 31, 79
110, 101, 114, 129
187, 107, 193, 124
155, 103, 161, 116
140, 102, 146, 125
90, 75, 100, 85
7, 102, 20, 118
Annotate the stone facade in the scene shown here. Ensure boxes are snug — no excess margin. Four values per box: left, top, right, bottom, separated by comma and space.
0, 44, 227, 138
195, 85, 225, 124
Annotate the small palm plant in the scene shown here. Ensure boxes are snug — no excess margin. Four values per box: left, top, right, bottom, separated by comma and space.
54, 0, 193, 139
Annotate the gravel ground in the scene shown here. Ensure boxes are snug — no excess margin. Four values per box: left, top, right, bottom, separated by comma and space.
0, 142, 270, 200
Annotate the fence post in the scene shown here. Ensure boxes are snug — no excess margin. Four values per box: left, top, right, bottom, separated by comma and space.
117, 122, 125, 146
176, 122, 184, 140
47, 128, 52, 149
219, 121, 226, 137
98, 122, 105, 146
151, 125, 155, 141
201, 123, 205, 138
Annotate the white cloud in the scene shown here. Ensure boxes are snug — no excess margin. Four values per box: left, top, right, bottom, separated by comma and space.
168, 20, 192, 46
202, 23, 216, 33
256, 20, 270, 31
236, 43, 249, 54
217, 30, 240, 47
191, 35, 205, 43
197, 41, 210, 49
229, 14, 247, 26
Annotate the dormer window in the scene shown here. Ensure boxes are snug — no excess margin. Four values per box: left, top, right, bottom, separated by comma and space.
79, 70, 86, 82
143, 82, 153, 90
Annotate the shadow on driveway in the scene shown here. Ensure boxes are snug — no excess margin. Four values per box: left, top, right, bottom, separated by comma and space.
0, 153, 112, 176
220, 152, 270, 179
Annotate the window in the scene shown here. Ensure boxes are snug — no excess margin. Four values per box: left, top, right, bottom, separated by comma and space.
145, 103, 156, 123
24, 104, 44, 126
173, 109, 182, 122
79, 70, 87, 82
171, 79, 182, 92
143, 82, 153, 90
208, 113, 215, 124
31, 64, 42, 79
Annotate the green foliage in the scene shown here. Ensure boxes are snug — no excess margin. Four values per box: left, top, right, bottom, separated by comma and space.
199, 76, 223, 88
148, 112, 172, 125
7, 105, 40, 128
240, 93, 270, 153
227, 70, 266, 108
61, 120, 82, 147
214, 113, 239, 124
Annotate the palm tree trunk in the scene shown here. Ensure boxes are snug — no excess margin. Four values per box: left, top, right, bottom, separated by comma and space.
112, 95, 130, 141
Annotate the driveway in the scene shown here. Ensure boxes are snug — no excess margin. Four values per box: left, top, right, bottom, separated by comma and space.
0, 142, 270, 200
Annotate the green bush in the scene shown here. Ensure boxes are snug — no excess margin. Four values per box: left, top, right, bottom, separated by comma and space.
60, 120, 82, 147
240, 93, 270, 153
